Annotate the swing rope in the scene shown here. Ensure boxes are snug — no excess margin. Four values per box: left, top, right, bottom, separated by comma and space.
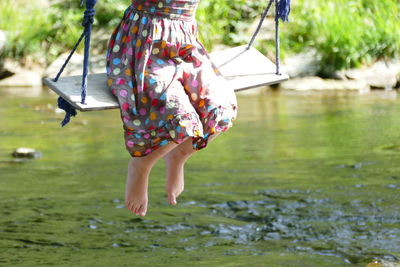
53, 0, 98, 127
247, 0, 291, 75
53, 0, 290, 127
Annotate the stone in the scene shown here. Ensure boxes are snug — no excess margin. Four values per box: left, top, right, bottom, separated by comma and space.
44, 52, 107, 79
278, 76, 370, 91
281, 50, 321, 78
337, 60, 400, 90
246, 17, 275, 42
0, 70, 42, 87
12, 148, 42, 159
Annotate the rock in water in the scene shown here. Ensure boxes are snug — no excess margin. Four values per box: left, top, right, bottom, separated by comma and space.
12, 148, 42, 159
0, 70, 42, 87
365, 260, 400, 267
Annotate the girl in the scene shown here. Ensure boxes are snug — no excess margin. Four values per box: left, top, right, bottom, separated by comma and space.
106, 0, 238, 217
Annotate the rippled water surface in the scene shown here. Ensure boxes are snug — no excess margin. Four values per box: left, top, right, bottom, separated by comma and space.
1, 87, 400, 266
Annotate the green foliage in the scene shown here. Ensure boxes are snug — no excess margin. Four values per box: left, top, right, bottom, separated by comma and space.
281, 0, 400, 75
0, 0, 399, 75
195, 0, 264, 49
0, 0, 125, 64
0, 0, 52, 61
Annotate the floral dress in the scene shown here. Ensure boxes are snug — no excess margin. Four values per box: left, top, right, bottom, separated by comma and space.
106, 0, 238, 157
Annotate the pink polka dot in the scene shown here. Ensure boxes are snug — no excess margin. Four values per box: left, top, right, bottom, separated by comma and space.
159, 106, 165, 114
116, 78, 125, 85
192, 80, 199, 87
145, 148, 152, 154
144, 133, 150, 139
208, 119, 215, 128
126, 140, 134, 148
119, 90, 128, 97
122, 102, 130, 111
127, 48, 133, 55
148, 91, 154, 98
139, 108, 147, 115
123, 116, 130, 123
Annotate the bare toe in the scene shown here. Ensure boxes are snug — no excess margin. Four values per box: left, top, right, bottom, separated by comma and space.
168, 192, 177, 205
138, 204, 147, 216
126, 201, 134, 212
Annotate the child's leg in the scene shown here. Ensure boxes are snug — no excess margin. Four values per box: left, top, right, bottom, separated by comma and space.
125, 141, 181, 217
163, 133, 220, 205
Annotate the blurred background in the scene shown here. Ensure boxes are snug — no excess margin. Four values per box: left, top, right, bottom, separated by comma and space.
1, 1, 400, 267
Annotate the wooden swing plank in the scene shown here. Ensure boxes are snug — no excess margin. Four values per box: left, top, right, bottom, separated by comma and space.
211, 45, 289, 91
43, 45, 288, 111
45, 73, 118, 111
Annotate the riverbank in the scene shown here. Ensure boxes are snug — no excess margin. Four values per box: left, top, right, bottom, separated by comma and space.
0, 48, 399, 92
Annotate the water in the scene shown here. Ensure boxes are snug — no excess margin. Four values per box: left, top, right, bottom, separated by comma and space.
1, 87, 400, 266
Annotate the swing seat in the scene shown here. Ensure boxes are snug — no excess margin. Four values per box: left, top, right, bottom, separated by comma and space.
44, 45, 288, 111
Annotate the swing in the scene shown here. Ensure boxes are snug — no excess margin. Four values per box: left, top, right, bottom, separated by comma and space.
44, 0, 290, 126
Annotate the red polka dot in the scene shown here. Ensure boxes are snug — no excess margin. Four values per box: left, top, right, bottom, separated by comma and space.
117, 78, 125, 85
122, 102, 130, 110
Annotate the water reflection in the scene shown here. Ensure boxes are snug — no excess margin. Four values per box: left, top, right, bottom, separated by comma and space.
0, 86, 400, 266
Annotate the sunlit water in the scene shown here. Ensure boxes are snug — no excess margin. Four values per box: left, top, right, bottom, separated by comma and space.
0, 87, 399, 266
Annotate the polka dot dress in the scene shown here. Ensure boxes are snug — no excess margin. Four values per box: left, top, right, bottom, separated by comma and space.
106, 0, 238, 157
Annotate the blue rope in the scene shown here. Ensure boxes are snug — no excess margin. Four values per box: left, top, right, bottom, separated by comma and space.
275, 0, 281, 75
58, 97, 77, 127
246, 0, 291, 75
246, 0, 274, 50
80, 1, 97, 104
53, 0, 97, 127
277, 0, 291, 22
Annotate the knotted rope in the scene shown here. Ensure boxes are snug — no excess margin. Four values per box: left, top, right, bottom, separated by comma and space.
53, 0, 98, 127
247, 0, 291, 75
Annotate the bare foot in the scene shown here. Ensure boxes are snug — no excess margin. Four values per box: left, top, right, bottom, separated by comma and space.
165, 155, 185, 205
125, 158, 149, 216
164, 149, 188, 205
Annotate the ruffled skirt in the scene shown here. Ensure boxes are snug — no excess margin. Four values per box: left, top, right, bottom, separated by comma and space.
106, 0, 238, 157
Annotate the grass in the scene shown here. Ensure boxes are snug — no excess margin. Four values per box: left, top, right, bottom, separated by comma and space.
0, 0, 399, 75
280, 0, 400, 75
